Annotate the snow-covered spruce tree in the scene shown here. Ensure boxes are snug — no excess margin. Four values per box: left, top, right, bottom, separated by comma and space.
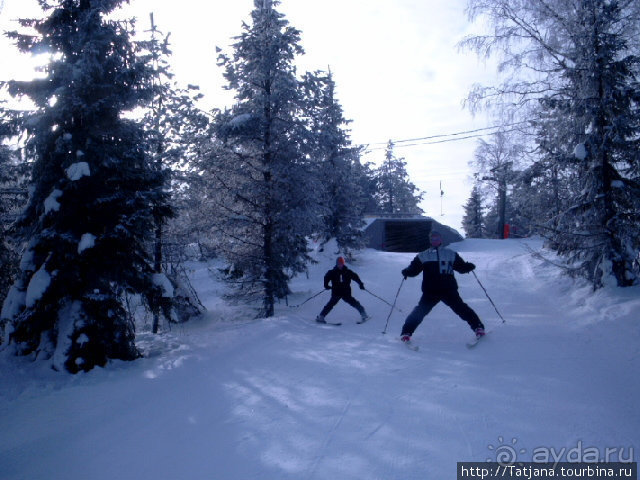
374, 141, 423, 215
462, 0, 640, 287
462, 182, 485, 238
353, 159, 382, 214
0, 0, 170, 372
138, 14, 209, 331
301, 70, 367, 254
209, 0, 321, 317
552, 0, 640, 287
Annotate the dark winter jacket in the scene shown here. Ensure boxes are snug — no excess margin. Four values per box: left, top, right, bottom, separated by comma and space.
402, 246, 475, 294
324, 266, 364, 296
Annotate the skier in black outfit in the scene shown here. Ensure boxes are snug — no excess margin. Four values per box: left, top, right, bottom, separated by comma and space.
400, 231, 485, 342
316, 257, 370, 324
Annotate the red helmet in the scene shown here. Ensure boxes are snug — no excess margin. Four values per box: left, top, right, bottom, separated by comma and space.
336, 257, 345, 266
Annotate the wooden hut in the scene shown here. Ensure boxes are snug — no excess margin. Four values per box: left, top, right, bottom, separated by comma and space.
363, 215, 463, 252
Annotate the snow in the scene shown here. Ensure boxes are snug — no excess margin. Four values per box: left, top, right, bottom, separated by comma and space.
43, 189, 63, 214
0, 238, 638, 480
19, 249, 35, 272
65, 161, 90, 181
0, 284, 26, 321
573, 143, 587, 160
152, 273, 174, 298
52, 301, 83, 371
77, 233, 96, 254
228, 112, 254, 127
25, 265, 52, 308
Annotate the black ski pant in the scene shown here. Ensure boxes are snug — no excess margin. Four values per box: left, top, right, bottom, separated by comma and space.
320, 293, 365, 317
401, 290, 483, 336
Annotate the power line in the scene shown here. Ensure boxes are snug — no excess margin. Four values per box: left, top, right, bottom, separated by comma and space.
362, 125, 525, 154
396, 121, 527, 143
362, 120, 528, 148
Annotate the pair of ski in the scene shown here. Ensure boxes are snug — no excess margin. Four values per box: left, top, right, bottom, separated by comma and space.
315, 316, 371, 327
314, 317, 489, 349
402, 330, 490, 351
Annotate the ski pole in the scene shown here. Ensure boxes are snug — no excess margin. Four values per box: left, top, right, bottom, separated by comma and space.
472, 270, 506, 323
364, 288, 404, 314
288, 288, 327, 308
382, 278, 405, 335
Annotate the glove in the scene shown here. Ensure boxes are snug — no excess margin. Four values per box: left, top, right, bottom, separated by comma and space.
359, 284, 365, 290
465, 263, 476, 273
324, 285, 331, 290
401, 268, 409, 279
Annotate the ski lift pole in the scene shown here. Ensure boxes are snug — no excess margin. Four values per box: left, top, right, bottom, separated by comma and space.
364, 288, 404, 314
382, 278, 405, 334
288, 288, 327, 308
472, 270, 506, 323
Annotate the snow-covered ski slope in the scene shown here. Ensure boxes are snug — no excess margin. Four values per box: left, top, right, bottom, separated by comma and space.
1, 238, 638, 480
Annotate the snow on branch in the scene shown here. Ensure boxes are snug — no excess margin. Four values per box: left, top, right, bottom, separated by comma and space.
65, 162, 91, 181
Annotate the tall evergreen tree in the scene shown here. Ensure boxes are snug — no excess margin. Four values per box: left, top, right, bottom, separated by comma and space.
552, 0, 640, 287
354, 159, 380, 214
138, 14, 209, 331
301, 69, 366, 254
462, 182, 485, 238
208, 0, 320, 317
374, 141, 424, 215
0, 0, 170, 372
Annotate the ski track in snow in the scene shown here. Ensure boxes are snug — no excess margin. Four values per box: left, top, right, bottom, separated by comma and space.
0, 238, 638, 480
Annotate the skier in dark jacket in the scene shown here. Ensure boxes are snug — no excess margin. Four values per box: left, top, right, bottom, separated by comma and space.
316, 257, 370, 324
400, 231, 484, 342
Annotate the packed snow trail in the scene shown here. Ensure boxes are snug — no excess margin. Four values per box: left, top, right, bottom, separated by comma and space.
0, 238, 638, 480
